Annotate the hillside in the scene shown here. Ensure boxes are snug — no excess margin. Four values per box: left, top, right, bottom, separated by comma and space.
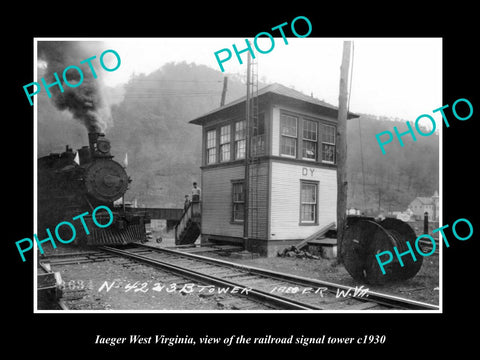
37, 62, 439, 210
107, 62, 247, 207
346, 115, 439, 213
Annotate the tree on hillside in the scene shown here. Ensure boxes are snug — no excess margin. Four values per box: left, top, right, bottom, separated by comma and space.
107, 62, 246, 207
346, 114, 439, 212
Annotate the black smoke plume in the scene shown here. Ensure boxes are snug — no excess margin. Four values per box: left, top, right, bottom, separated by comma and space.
38, 41, 112, 133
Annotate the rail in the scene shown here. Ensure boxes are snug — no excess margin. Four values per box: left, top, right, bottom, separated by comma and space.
148, 244, 439, 311
102, 243, 439, 311
100, 245, 315, 310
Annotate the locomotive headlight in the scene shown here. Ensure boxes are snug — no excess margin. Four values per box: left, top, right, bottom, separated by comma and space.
97, 139, 111, 154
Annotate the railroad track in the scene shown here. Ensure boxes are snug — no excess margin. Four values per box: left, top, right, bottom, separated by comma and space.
38, 250, 114, 265
99, 243, 439, 311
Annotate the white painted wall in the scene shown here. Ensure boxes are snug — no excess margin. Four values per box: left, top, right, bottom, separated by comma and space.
269, 161, 337, 240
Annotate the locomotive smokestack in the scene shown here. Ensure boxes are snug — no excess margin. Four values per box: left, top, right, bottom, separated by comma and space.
88, 132, 100, 151
38, 41, 112, 133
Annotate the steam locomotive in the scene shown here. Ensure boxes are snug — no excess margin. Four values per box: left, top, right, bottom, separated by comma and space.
37, 132, 149, 246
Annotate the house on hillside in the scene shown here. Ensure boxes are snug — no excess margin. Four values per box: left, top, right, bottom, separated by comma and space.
186, 82, 359, 256
408, 190, 439, 221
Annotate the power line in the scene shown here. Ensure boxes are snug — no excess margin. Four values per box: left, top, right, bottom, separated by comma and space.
128, 79, 223, 83
124, 91, 221, 94
122, 94, 221, 99
124, 92, 221, 96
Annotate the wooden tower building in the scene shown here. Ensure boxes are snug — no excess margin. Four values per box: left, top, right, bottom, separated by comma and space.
188, 82, 358, 256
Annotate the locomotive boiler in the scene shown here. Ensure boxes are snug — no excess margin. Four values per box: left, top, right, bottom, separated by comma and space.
37, 132, 148, 246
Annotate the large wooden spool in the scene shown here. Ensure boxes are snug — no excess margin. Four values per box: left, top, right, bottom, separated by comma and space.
343, 216, 423, 285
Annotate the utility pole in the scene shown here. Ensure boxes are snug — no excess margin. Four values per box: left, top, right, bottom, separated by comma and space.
220, 76, 228, 107
336, 40, 352, 264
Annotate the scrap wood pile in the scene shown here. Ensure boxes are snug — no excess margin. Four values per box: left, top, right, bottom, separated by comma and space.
277, 246, 320, 259
277, 222, 336, 260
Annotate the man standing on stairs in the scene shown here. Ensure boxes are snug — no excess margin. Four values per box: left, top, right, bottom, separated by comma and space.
191, 182, 201, 202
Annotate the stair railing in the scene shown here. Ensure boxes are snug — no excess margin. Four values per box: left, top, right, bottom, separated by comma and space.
175, 200, 201, 242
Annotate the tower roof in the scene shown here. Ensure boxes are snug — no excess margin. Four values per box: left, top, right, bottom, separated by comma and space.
190, 82, 359, 126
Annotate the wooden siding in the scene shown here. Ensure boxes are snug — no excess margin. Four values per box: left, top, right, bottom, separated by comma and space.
274, 102, 338, 123
202, 164, 245, 238
269, 161, 337, 240
201, 160, 269, 240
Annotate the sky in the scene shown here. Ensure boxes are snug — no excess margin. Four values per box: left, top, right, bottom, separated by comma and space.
38, 37, 442, 123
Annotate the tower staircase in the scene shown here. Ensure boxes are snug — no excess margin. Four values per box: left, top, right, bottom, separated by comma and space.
174, 201, 201, 245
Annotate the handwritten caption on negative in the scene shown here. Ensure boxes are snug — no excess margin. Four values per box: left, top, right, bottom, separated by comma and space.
98, 280, 252, 295
63, 279, 369, 298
